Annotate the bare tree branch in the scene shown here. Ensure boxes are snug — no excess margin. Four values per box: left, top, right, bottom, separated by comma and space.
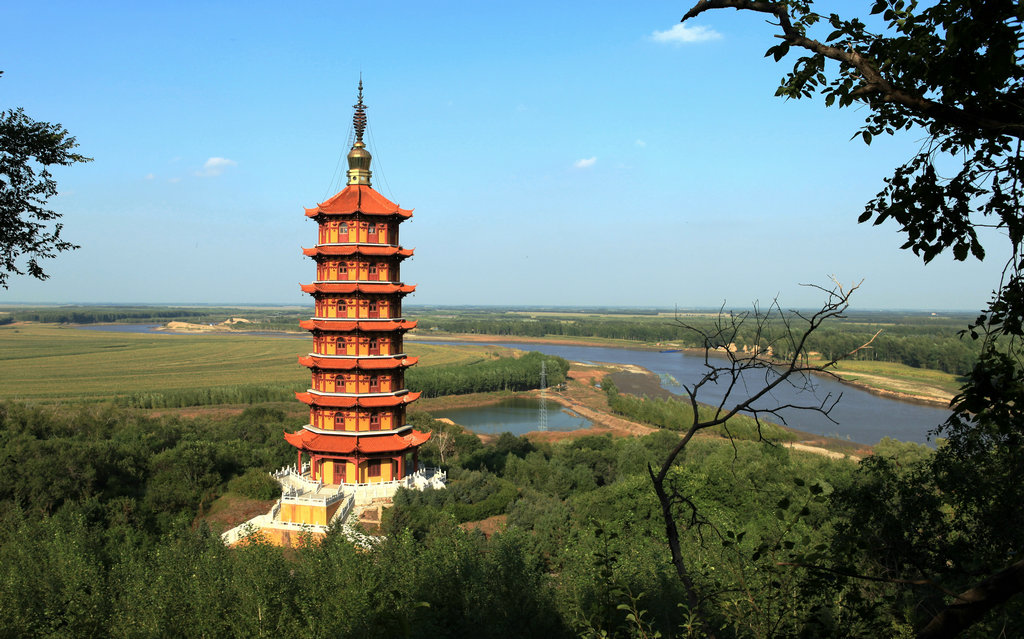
651, 279, 874, 637
917, 557, 1024, 639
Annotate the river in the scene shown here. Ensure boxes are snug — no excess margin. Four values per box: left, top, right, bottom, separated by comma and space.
75, 325, 948, 444
417, 341, 949, 445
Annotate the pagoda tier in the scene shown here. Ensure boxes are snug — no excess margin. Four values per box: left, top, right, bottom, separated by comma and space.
309, 331, 406, 357
311, 255, 406, 282
307, 404, 407, 431
308, 369, 406, 394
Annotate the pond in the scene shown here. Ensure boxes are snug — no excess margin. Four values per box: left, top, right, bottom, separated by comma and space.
433, 397, 592, 436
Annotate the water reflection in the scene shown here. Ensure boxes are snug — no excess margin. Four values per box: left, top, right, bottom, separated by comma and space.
434, 397, 592, 436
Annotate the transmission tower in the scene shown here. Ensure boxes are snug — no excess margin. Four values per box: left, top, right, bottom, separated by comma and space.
539, 360, 548, 431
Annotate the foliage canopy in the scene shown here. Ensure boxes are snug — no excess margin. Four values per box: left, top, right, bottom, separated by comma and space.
0, 71, 91, 288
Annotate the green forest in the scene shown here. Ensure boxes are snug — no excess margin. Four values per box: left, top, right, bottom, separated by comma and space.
1, 399, 1020, 637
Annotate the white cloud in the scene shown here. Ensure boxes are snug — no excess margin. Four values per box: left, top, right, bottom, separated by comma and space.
651, 23, 722, 45
574, 157, 597, 169
144, 173, 155, 180
635, 139, 647, 147
196, 156, 237, 177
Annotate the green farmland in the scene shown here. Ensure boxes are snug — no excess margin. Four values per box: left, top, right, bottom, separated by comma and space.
0, 324, 496, 403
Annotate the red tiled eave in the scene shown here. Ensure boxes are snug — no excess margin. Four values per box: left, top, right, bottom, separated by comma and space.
299, 282, 416, 295
283, 428, 431, 454
294, 391, 421, 408
302, 245, 414, 259
298, 319, 418, 332
304, 185, 413, 218
297, 355, 419, 370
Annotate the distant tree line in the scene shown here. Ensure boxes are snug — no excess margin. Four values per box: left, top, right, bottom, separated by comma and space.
8, 308, 215, 324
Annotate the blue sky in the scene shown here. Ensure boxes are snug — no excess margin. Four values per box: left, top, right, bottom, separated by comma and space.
0, 1, 1005, 310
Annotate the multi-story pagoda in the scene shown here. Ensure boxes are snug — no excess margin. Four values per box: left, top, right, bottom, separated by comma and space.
285, 80, 429, 486
222, 83, 442, 546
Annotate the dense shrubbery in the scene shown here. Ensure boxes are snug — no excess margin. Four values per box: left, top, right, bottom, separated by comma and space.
112, 352, 569, 408
115, 384, 305, 408
228, 467, 282, 500
0, 402, 293, 529
406, 351, 570, 398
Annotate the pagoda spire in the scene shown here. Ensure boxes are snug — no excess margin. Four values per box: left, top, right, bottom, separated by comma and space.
346, 79, 372, 186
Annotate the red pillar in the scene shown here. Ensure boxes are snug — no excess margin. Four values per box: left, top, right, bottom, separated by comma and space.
297, 450, 303, 474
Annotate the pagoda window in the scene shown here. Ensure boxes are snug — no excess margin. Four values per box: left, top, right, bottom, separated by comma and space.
332, 411, 344, 430
339, 263, 347, 275
369, 413, 381, 430
369, 375, 380, 392
369, 300, 378, 314
369, 263, 378, 278
368, 459, 381, 477
339, 222, 348, 236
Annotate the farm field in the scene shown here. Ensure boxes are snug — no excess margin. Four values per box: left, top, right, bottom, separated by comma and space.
0, 324, 498, 403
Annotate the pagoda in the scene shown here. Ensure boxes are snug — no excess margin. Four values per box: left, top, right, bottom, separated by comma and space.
225, 83, 441, 544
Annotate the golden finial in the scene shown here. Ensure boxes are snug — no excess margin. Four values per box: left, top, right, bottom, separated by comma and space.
347, 78, 372, 186
353, 78, 367, 144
